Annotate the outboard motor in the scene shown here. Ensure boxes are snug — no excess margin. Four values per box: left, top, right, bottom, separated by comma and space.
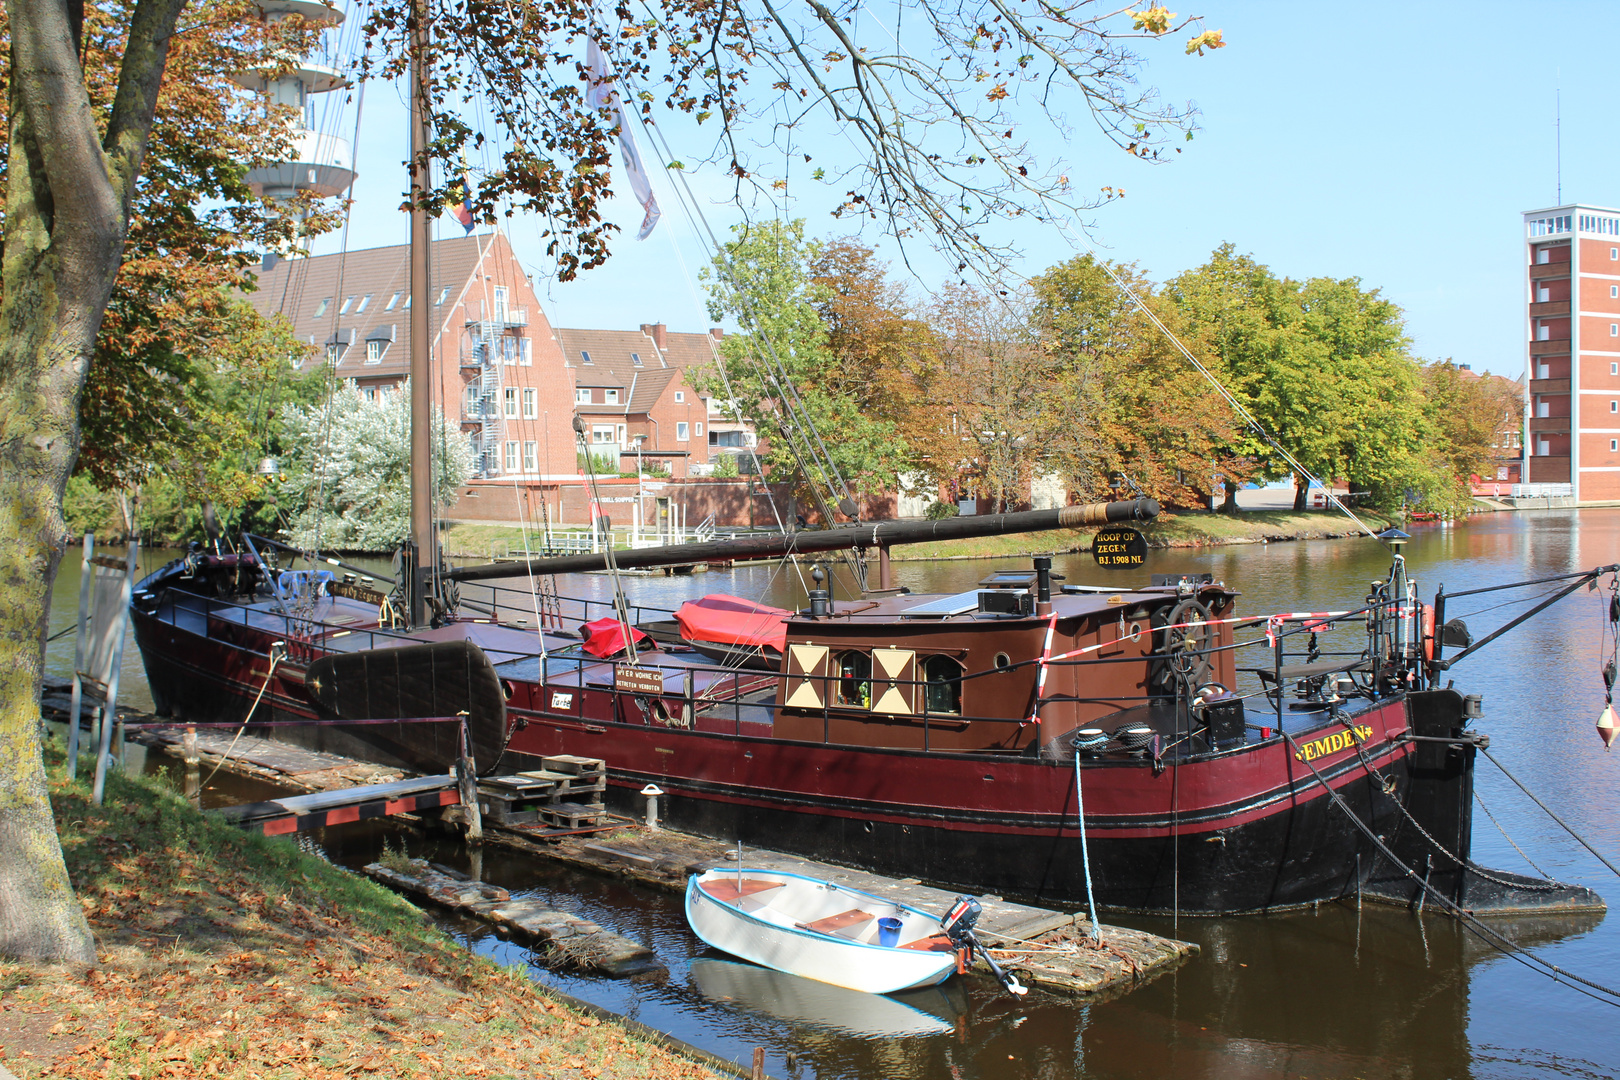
940, 896, 1027, 997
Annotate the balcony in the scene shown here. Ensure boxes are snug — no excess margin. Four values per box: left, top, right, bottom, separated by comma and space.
244, 130, 355, 199
1528, 455, 1571, 483
1529, 416, 1570, 433
1529, 300, 1571, 317
462, 403, 497, 423
1529, 261, 1571, 281
1530, 339, 1571, 356
465, 299, 529, 330
1530, 377, 1571, 395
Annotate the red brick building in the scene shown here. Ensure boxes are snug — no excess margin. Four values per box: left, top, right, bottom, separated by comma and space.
249, 231, 578, 489
1523, 205, 1620, 500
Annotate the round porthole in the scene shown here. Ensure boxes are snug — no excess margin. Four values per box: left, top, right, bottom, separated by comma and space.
500, 680, 515, 701
1128, 621, 1144, 642
994, 652, 1011, 670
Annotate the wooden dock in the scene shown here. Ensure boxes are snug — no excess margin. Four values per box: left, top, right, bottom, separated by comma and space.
530, 830, 1197, 998
118, 714, 1196, 999
215, 774, 462, 836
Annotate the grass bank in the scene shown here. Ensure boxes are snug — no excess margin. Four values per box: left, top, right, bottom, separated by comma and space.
440, 509, 1398, 564
887, 508, 1398, 562
0, 746, 722, 1080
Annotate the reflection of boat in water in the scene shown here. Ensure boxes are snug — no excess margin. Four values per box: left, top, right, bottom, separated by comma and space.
689, 957, 962, 1038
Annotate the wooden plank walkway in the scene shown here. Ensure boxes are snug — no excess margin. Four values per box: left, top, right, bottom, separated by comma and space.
214, 774, 460, 836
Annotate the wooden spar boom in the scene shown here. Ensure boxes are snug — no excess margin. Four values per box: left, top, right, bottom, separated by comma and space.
443, 498, 1160, 584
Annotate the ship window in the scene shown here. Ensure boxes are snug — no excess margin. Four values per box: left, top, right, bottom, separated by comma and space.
922, 655, 962, 715
834, 651, 871, 708
993, 652, 1011, 670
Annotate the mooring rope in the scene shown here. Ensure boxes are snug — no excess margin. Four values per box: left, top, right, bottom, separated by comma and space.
1072, 750, 1103, 944
1481, 746, 1620, 881
196, 645, 284, 792
1280, 728, 1620, 1008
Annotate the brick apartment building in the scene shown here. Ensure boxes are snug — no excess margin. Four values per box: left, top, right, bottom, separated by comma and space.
250, 233, 765, 528
1523, 204, 1620, 500
249, 231, 578, 491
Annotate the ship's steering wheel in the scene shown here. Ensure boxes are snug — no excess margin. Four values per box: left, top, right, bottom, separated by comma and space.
1162, 598, 1215, 689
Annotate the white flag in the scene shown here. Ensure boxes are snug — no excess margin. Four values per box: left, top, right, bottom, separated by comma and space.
587, 37, 661, 240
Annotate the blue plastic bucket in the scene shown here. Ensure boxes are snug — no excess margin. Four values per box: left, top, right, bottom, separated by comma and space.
878, 917, 903, 947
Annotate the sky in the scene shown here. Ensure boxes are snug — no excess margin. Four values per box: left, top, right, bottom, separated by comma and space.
306, 1, 1620, 377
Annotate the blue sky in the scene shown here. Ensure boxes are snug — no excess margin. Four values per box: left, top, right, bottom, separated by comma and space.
312, 2, 1620, 376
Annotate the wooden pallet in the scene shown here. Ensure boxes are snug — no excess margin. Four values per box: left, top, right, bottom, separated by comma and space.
513, 769, 606, 797
538, 755, 606, 779
537, 800, 607, 828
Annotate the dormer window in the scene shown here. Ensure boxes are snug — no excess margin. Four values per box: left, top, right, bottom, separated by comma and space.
605, 388, 620, 404
575, 388, 591, 404
580, 350, 593, 364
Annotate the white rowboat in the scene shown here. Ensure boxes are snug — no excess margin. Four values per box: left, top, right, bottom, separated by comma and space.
685, 868, 961, 995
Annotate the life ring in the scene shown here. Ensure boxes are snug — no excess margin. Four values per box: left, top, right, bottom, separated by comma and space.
1420, 602, 1436, 663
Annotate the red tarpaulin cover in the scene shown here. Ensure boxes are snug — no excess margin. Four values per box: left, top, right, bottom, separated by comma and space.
579, 617, 652, 659
675, 594, 791, 653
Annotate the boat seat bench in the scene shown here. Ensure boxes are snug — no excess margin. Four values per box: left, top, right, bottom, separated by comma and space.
698, 878, 785, 903
799, 909, 874, 936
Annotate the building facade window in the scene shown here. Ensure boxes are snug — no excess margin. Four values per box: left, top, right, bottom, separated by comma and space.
1613, 362, 1619, 375
605, 388, 619, 404
1611, 324, 1617, 338
503, 337, 518, 365
504, 388, 518, 417
616, 423, 627, 443
520, 339, 532, 366
326, 343, 341, 364
493, 286, 508, 321
366, 340, 383, 364
504, 441, 519, 471
361, 386, 376, 402
522, 388, 536, 418
676, 422, 689, 441
1612, 439, 1619, 452
576, 387, 592, 404
695, 422, 703, 436
592, 425, 615, 444
1611, 400, 1618, 413
466, 385, 481, 414
1610, 285, 1618, 299
523, 441, 537, 471
674, 391, 685, 403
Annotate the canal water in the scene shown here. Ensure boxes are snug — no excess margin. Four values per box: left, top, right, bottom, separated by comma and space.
54, 509, 1620, 1078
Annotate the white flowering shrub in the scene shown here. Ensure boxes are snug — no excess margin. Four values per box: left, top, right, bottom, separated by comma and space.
278, 384, 472, 551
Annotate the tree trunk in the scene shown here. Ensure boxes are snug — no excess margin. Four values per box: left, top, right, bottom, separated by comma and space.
1220, 482, 1240, 514
1293, 474, 1309, 512
0, 0, 187, 966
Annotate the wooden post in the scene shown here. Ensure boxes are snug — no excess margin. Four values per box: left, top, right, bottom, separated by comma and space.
66, 533, 93, 775
877, 543, 893, 591
752, 1047, 765, 1080
458, 716, 483, 845
183, 725, 200, 806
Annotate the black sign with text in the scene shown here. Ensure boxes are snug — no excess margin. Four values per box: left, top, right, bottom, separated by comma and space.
1091, 526, 1147, 569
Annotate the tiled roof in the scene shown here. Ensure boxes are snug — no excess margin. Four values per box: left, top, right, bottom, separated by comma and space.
247, 234, 521, 375
553, 325, 722, 413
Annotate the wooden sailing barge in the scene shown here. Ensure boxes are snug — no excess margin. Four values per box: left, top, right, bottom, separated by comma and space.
129, 505, 1614, 917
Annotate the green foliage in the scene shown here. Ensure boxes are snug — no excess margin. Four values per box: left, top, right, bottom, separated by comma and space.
711, 452, 739, 478
695, 220, 909, 506
576, 450, 617, 475
924, 499, 959, 520
277, 386, 472, 551
1164, 245, 1433, 512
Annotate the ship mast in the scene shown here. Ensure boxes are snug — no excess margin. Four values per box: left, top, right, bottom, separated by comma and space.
407, 0, 433, 626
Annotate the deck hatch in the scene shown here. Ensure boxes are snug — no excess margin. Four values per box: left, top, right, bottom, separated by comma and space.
899, 591, 983, 618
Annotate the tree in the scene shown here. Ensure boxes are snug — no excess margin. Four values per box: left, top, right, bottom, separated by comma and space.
1165, 246, 1427, 512
1420, 362, 1523, 510
1, 0, 1219, 963
1031, 253, 1246, 507
697, 220, 909, 513
278, 387, 473, 552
